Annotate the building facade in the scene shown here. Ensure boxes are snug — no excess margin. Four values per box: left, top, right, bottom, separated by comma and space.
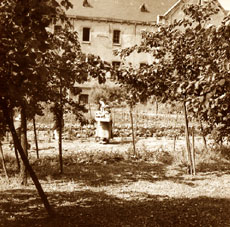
63, 0, 179, 103
65, 0, 179, 67
160, 0, 226, 25
62, 0, 226, 104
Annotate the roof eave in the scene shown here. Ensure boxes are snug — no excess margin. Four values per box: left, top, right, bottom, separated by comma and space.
163, 0, 183, 18
67, 15, 157, 26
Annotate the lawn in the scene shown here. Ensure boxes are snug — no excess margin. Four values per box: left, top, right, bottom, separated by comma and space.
1, 136, 230, 227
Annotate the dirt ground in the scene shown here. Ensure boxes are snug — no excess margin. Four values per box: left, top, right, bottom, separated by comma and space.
34, 135, 188, 156
1, 136, 230, 227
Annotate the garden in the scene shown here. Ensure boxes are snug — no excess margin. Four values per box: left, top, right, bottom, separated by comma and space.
1, 103, 230, 226
1, 0, 230, 226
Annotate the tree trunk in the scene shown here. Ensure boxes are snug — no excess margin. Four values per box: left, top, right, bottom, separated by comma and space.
58, 117, 63, 174
57, 78, 64, 174
191, 127, 196, 175
135, 108, 138, 137
0, 141, 10, 183
183, 101, 193, 175
33, 116, 39, 159
1, 102, 54, 216
20, 107, 28, 185
129, 106, 136, 156
14, 145, 21, 172
14, 112, 21, 172
58, 82, 64, 174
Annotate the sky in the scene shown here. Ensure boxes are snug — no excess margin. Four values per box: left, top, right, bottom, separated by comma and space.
219, 0, 230, 10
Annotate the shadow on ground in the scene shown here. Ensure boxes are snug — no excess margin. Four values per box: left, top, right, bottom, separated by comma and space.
196, 161, 230, 175
29, 151, 230, 188
0, 188, 229, 227
32, 154, 181, 187
37, 161, 168, 186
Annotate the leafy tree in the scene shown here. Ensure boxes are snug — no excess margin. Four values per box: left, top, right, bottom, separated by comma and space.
89, 82, 126, 106
115, 1, 230, 173
0, 0, 77, 216
47, 28, 109, 173
0, 0, 110, 214
0, 111, 9, 181
114, 63, 149, 155
45, 26, 87, 173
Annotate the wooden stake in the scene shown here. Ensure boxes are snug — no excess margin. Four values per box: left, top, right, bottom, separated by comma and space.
183, 101, 193, 175
0, 141, 10, 183
129, 106, 136, 156
33, 116, 39, 159
191, 127, 196, 175
2, 100, 55, 216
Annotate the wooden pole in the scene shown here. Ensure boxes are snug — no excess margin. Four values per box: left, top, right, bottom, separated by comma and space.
191, 127, 196, 175
0, 141, 10, 183
1, 102, 54, 216
183, 101, 193, 175
14, 113, 21, 171
14, 144, 20, 171
58, 78, 63, 174
58, 120, 63, 174
135, 107, 138, 138
129, 105, 136, 156
33, 116, 39, 159
20, 107, 28, 186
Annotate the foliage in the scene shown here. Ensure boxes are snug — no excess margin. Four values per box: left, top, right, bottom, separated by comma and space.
0, 111, 7, 139
0, 0, 109, 215
0, 0, 108, 124
115, 1, 230, 142
0, 0, 69, 113
89, 82, 126, 106
46, 28, 109, 118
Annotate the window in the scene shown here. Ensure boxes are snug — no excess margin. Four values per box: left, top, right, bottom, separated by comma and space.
112, 61, 121, 69
82, 27, 90, 42
113, 30, 121, 45
54, 25, 62, 34
79, 94, 89, 104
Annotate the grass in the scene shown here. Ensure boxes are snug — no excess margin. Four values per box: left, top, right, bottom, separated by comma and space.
1, 136, 230, 226
1, 103, 230, 226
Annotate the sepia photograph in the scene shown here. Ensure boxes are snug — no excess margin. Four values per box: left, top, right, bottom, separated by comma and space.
0, 0, 230, 226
